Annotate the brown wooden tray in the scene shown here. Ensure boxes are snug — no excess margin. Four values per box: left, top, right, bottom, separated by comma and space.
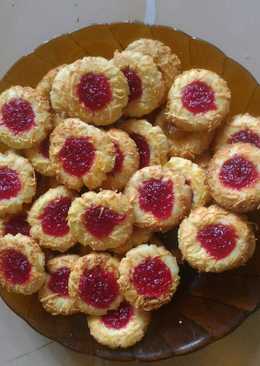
1, 23, 260, 362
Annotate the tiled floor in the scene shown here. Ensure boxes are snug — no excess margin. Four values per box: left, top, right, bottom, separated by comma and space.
1, 1, 260, 365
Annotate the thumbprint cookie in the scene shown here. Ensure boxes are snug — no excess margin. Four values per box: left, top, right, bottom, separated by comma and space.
87, 300, 150, 348
165, 157, 210, 208
68, 253, 122, 315
39, 254, 79, 315
167, 69, 231, 131
178, 205, 256, 272
207, 143, 260, 212
111, 227, 153, 256
0, 86, 52, 149
126, 38, 181, 99
102, 128, 139, 191
113, 50, 164, 117
0, 151, 36, 217
68, 190, 134, 251
28, 186, 76, 252
155, 108, 213, 160
36, 65, 66, 100
213, 113, 260, 151
125, 165, 192, 231
0, 212, 30, 237
51, 57, 129, 126
49, 118, 114, 191
118, 244, 180, 311
0, 234, 45, 294
25, 136, 56, 177
121, 119, 168, 169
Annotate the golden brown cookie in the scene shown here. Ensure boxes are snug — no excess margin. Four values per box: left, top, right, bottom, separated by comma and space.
50, 57, 129, 126
0, 234, 45, 294
68, 253, 122, 315
102, 128, 139, 191
68, 190, 133, 251
0, 151, 36, 217
28, 186, 76, 252
0, 86, 52, 149
165, 157, 210, 208
39, 254, 79, 315
25, 136, 56, 176
118, 244, 180, 311
49, 118, 114, 191
155, 108, 213, 160
110, 227, 153, 256
167, 69, 231, 131
36, 65, 66, 99
125, 165, 192, 231
113, 50, 164, 117
87, 300, 150, 349
213, 113, 260, 151
207, 143, 260, 212
126, 38, 181, 99
120, 119, 168, 168
178, 205, 256, 272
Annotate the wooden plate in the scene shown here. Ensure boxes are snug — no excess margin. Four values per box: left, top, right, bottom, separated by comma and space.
1, 23, 260, 362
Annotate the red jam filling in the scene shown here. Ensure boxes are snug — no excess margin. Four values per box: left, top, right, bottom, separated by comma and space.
122, 67, 143, 102
83, 205, 126, 239
197, 224, 237, 260
229, 129, 260, 148
79, 265, 119, 308
0, 167, 21, 200
109, 141, 124, 175
0, 249, 31, 285
39, 137, 50, 159
130, 133, 150, 168
59, 137, 95, 177
132, 256, 172, 297
139, 178, 173, 220
182, 80, 216, 114
1, 98, 35, 134
48, 267, 70, 297
4, 213, 30, 236
102, 301, 133, 329
40, 197, 71, 237
77, 73, 112, 111
219, 155, 258, 190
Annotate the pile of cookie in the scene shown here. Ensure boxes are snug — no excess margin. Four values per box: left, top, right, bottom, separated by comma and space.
0, 38, 259, 349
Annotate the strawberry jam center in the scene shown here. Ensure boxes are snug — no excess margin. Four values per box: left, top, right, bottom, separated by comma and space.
39, 137, 50, 159
4, 213, 30, 236
0, 249, 31, 285
102, 301, 133, 329
0, 167, 21, 200
77, 73, 112, 111
110, 141, 124, 175
79, 265, 119, 308
139, 178, 173, 220
130, 133, 150, 168
197, 224, 237, 260
132, 256, 172, 297
59, 137, 95, 177
219, 155, 258, 190
182, 80, 216, 114
1, 98, 35, 134
48, 267, 70, 297
229, 129, 260, 148
122, 67, 143, 102
40, 197, 71, 237
83, 205, 126, 239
